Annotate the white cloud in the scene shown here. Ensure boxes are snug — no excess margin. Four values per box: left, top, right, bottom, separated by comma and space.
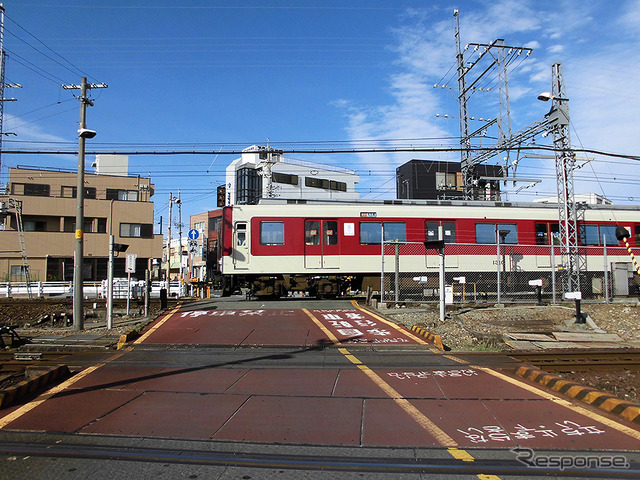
335, 0, 640, 202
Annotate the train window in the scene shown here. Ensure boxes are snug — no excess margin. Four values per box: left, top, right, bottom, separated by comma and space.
475, 223, 518, 244
600, 225, 619, 246
260, 221, 285, 245
580, 225, 619, 246
359, 221, 406, 244
324, 221, 338, 245
426, 222, 456, 243
236, 223, 247, 246
305, 221, 320, 245
360, 222, 382, 244
384, 222, 406, 242
580, 225, 599, 245
535, 223, 548, 245
550, 224, 560, 245
636, 226, 640, 245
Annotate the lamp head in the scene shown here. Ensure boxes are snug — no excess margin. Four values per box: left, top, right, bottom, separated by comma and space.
537, 91, 553, 102
78, 128, 97, 139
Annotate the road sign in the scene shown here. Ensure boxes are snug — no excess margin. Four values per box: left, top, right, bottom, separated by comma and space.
188, 243, 197, 255
125, 253, 137, 273
188, 229, 199, 240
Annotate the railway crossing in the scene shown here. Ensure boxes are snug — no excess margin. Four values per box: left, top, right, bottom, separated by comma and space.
0, 298, 639, 478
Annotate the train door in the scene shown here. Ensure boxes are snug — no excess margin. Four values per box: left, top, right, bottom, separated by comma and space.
304, 219, 339, 269
233, 222, 249, 269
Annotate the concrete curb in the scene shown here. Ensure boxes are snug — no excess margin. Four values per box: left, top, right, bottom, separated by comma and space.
410, 325, 444, 350
513, 364, 640, 425
117, 330, 139, 350
0, 364, 71, 409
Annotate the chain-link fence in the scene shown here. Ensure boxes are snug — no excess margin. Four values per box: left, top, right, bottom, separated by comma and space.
381, 241, 639, 304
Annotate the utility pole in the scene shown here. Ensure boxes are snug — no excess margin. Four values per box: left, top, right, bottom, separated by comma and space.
0, 3, 20, 190
177, 189, 183, 297
166, 192, 172, 298
62, 77, 107, 330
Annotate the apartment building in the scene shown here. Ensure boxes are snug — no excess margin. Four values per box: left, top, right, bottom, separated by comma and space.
0, 163, 163, 282
223, 145, 360, 206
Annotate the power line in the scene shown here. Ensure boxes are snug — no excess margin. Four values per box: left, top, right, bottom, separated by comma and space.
4, 13, 93, 81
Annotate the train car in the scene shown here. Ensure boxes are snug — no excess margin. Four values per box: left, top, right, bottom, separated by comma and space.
216, 198, 640, 299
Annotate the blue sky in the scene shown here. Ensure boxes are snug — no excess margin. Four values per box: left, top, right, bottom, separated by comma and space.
2, 0, 639, 230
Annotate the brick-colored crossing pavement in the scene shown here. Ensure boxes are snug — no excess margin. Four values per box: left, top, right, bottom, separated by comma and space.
1, 302, 639, 453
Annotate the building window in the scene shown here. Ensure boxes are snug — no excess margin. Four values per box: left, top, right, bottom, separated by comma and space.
10, 265, 28, 278
305, 177, 347, 191
209, 217, 221, 233
62, 186, 97, 199
24, 220, 47, 232
194, 221, 205, 232
23, 183, 50, 197
436, 172, 457, 190
107, 189, 138, 201
260, 221, 284, 245
273, 172, 298, 185
97, 218, 107, 233
120, 223, 153, 238
236, 167, 262, 205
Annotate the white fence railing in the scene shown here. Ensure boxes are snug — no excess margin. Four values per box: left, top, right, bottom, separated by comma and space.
0, 280, 181, 299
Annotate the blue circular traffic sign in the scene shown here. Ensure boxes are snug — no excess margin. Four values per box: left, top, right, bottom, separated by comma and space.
188, 228, 199, 240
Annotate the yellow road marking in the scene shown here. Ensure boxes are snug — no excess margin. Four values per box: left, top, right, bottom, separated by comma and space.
474, 365, 640, 441
0, 350, 128, 429
448, 447, 475, 462
302, 308, 341, 344
133, 304, 181, 344
477, 475, 502, 480
351, 300, 431, 346
0, 305, 182, 429
303, 309, 457, 446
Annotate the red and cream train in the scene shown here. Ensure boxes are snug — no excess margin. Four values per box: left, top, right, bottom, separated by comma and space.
210, 198, 640, 299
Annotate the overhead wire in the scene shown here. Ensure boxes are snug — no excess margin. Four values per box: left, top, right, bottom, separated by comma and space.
4, 13, 95, 81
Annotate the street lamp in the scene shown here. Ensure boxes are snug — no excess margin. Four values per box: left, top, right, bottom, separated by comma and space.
537, 91, 568, 102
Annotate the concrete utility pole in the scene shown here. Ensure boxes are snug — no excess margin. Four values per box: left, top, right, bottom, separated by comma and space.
62, 77, 107, 330
166, 192, 173, 298
177, 189, 183, 297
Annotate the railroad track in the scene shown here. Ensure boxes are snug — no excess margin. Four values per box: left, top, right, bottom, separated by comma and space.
508, 349, 640, 371
0, 350, 113, 372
